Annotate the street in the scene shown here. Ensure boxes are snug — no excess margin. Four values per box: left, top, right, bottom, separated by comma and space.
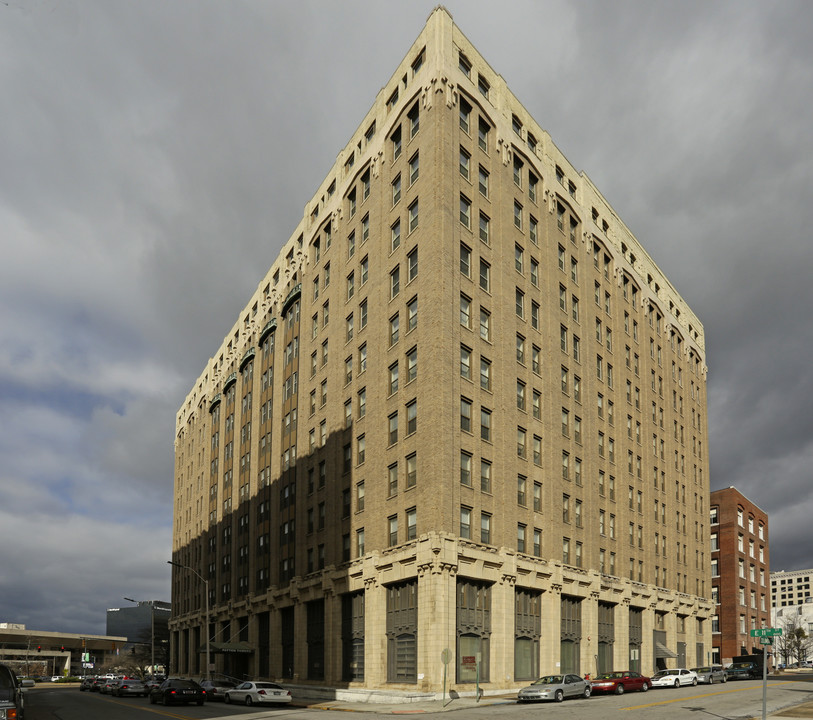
23, 677, 813, 720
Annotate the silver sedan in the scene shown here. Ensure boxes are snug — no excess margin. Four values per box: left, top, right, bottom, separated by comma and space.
691, 665, 727, 684
224, 681, 292, 706
517, 674, 591, 702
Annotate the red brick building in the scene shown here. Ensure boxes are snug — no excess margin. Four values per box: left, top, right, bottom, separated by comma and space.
709, 487, 770, 664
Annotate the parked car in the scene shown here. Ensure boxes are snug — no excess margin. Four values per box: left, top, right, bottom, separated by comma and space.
79, 677, 96, 691
149, 678, 206, 706
224, 681, 291, 706
691, 665, 727, 684
199, 679, 238, 701
726, 661, 761, 680
651, 668, 698, 688
590, 670, 651, 694
517, 674, 592, 702
112, 678, 147, 697
0, 663, 33, 720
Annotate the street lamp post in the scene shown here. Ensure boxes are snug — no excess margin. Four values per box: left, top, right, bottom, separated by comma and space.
123, 597, 155, 678
167, 560, 211, 682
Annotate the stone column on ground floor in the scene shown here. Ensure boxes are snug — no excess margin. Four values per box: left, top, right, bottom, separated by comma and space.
247, 607, 260, 679
642, 603, 655, 676
267, 604, 282, 680
492, 572, 516, 687
322, 586, 340, 684
615, 597, 631, 670
540, 584, 562, 674
362, 575, 386, 689
293, 599, 307, 682
416, 555, 457, 693
583, 591, 599, 678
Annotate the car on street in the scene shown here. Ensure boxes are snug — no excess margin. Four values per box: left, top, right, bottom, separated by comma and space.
691, 665, 727, 684
590, 671, 651, 694
0, 663, 33, 720
224, 681, 292, 706
100, 678, 121, 694
651, 668, 698, 688
112, 678, 147, 697
727, 661, 761, 680
517, 674, 592, 702
149, 678, 206, 706
79, 677, 95, 691
199, 679, 239, 701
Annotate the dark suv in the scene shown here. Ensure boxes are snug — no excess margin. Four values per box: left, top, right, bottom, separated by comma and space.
0, 663, 33, 719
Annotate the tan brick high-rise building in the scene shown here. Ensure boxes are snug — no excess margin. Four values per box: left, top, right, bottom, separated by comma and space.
170, 7, 713, 695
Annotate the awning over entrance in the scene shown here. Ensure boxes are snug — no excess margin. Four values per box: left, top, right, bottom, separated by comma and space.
655, 641, 678, 658
202, 641, 254, 654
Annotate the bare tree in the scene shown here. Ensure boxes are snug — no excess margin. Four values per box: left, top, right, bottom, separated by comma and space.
778, 614, 812, 665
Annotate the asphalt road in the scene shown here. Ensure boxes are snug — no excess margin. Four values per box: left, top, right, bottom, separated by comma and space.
23, 676, 813, 720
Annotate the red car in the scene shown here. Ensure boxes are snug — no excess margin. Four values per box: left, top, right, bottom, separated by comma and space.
590, 670, 651, 694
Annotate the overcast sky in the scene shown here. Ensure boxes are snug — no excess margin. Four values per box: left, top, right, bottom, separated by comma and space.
2, 0, 812, 636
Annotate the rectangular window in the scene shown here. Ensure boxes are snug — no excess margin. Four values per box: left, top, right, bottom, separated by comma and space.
460, 506, 472, 539
479, 166, 489, 197
392, 174, 401, 205
459, 96, 471, 133
480, 459, 491, 493
407, 248, 418, 281
479, 212, 490, 244
391, 219, 401, 251
408, 102, 419, 138
390, 266, 400, 299
480, 407, 492, 441
408, 199, 419, 233
409, 151, 419, 185
460, 397, 472, 432
479, 260, 490, 292
388, 412, 398, 445
407, 346, 417, 382
406, 400, 417, 435
406, 452, 416, 488
460, 451, 472, 486
480, 512, 491, 544
480, 356, 491, 390
459, 146, 470, 179
391, 125, 402, 160
407, 296, 418, 332
478, 117, 490, 152
460, 345, 472, 380
460, 195, 471, 228
460, 294, 472, 328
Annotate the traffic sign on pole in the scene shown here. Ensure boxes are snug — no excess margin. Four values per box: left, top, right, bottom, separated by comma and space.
751, 628, 782, 637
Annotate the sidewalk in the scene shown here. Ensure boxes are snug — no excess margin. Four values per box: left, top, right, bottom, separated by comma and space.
770, 701, 813, 719
306, 694, 516, 714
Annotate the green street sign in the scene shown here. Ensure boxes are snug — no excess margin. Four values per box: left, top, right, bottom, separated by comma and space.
751, 628, 782, 637
759, 638, 773, 645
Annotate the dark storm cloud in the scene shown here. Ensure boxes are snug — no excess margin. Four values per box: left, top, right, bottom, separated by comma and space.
1, 0, 812, 633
